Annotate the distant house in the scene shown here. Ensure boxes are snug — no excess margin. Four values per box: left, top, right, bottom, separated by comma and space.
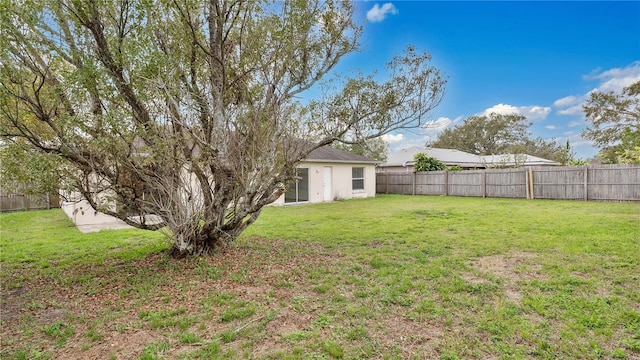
272, 146, 379, 205
377, 146, 560, 172
480, 154, 561, 168
377, 147, 485, 172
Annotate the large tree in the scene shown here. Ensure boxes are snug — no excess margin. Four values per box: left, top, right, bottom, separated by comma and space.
582, 81, 640, 163
506, 137, 569, 164
0, 0, 445, 256
430, 113, 531, 155
332, 137, 389, 161
428, 113, 562, 158
429, 113, 566, 161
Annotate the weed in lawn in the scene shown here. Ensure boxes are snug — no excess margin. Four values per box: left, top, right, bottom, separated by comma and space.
25, 300, 46, 310
139, 341, 169, 360
623, 331, 640, 352
409, 298, 444, 321
276, 279, 295, 288
178, 314, 198, 330
41, 321, 74, 345
114, 320, 140, 333
185, 340, 221, 358
139, 308, 187, 329
313, 313, 332, 329
8, 348, 51, 360
380, 286, 411, 306
196, 258, 222, 280
19, 320, 36, 338
200, 290, 237, 310
612, 348, 628, 359
220, 301, 257, 322
180, 332, 202, 344
86, 327, 103, 342
321, 340, 344, 358
229, 268, 251, 284
346, 326, 368, 340
281, 330, 309, 344
313, 283, 331, 294
220, 329, 238, 343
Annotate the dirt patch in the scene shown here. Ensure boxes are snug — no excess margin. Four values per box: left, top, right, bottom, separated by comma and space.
59, 330, 162, 360
375, 313, 442, 358
0, 286, 29, 323
264, 307, 314, 337
36, 308, 66, 324
466, 252, 545, 304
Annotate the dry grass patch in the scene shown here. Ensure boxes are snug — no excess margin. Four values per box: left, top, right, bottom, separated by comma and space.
464, 252, 545, 304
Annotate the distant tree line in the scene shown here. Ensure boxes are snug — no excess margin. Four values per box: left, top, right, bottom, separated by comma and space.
422, 80, 640, 165
582, 81, 640, 164
426, 113, 575, 164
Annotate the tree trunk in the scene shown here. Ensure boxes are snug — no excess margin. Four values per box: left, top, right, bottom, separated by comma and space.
167, 223, 247, 258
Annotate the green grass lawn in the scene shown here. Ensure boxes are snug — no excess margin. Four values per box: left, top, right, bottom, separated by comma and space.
1, 195, 639, 359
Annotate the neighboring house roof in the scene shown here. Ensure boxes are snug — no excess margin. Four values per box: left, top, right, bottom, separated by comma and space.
132, 135, 377, 164
381, 146, 485, 168
305, 146, 379, 164
381, 146, 561, 169
480, 154, 561, 167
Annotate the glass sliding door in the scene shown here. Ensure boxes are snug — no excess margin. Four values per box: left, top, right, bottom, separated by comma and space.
285, 168, 309, 203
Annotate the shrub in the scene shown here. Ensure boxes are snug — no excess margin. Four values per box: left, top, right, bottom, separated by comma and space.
414, 153, 446, 171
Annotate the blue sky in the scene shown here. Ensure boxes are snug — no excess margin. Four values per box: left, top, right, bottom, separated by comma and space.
338, 1, 640, 159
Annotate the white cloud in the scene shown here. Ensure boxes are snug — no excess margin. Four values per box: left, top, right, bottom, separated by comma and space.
366, 3, 398, 22
554, 96, 586, 116
545, 125, 558, 130
422, 117, 452, 131
557, 105, 585, 116
584, 61, 640, 92
554, 61, 640, 116
481, 103, 518, 115
381, 133, 404, 143
567, 138, 595, 149
385, 116, 460, 151
553, 95, 580, 108
522, 106, 552, 120
480, 103, 551, 121
568, 120, 583, 128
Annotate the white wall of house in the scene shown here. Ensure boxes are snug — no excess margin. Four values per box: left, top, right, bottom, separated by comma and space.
271, 161, 376, 205
60, 192, 131, 233
61, 159, 376, 231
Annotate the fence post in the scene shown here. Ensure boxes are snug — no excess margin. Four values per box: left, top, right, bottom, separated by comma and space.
411, 172, 414, 195
583, 166, 588, 201
525, 169, 530, 200
482, 171, 486, 198
444, 171, 448, 196
528, 167, 534, 200
386, 173, 389, 194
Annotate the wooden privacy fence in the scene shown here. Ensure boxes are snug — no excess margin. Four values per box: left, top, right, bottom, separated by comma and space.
376, 164, 640, 202
0, 183, 60, 212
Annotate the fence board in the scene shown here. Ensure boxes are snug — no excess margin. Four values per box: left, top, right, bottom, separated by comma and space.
533, 167, 585, 200
0, 183, 60, 212
448, 171, 484, 197
586, 165, 640, 201
415, 171, 446, 195
486, 169, 527, 199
